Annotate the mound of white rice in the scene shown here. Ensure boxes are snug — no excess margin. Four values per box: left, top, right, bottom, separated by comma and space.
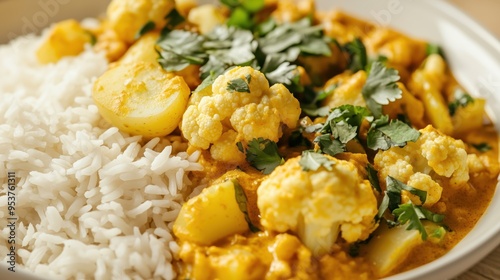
0, 32, 202, 279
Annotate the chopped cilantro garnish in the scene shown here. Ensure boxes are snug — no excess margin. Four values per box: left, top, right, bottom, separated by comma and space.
233, 180, 260, 232
343, 38, 368, 72
194, 71, 218, 94
157, 30, 206, 71
227, 76, 251, 93
367, 118, 421, 151
314, 134, 345, 156
392, 202, 429, 240
393, 202, 445, 241
376, 176, 446, 240
362, 62, 402, 118
237, 138, 284, 174
85, 31, 97, 46
471, 142, 492, 152
298, 150, 335, 171
377, 176, 427, 221
426, 43, 445, 58
159, 8, 185, 39
288, 129, 313, 148
259, 17, 331, 57
448, 89, 475, 116
222, 0, 265, 30
135, 21, 156, 40
366, 164, 381, 192
301, 84, 337, 117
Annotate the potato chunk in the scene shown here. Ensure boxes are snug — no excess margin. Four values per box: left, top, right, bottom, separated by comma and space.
92, 62, 189, 137
363, 222, 446, 277
173, 180, 249, 245
36, 19, 91, 64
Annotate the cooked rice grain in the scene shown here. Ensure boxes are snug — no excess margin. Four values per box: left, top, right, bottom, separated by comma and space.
0, 33, 202, 280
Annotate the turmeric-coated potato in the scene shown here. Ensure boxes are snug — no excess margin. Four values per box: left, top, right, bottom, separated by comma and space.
118, 32, 201, 89
36, 19, 91, 64
92, 62, 190, 137
173, 180, 250, 246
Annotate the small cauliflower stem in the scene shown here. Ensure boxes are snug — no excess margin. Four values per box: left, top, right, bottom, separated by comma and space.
181, 67, 301, 164
257, 156, 378, 257
374, 125, 469, 207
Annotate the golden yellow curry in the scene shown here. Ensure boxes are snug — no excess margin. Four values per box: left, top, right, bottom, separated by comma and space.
35, 0, 500, 279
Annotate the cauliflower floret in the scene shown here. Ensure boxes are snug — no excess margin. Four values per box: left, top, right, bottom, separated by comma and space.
181, 67, 301, 164
106, 0, 175, 43
374, 125, 469, 207
257, 155, 378, 257
402, 173, 442, 207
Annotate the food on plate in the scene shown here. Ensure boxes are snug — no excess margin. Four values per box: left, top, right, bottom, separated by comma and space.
0, 0, 498, 279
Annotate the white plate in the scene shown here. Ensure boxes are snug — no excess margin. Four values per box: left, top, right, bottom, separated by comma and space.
1, 0, 499, 279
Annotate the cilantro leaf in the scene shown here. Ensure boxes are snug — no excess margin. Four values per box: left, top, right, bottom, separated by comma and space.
259, 17, 331, 57
471, 142, 492, 152
301, 84, 337, 117
392, 202, 429, 240
227, 77, 250, 93
222, 0, 265, 30
362, 62, 402, 118
200, 26, 257, 78
238, 138, 283, 174
367, 164, 381, 192
227, 7, 253, 30
343, 38, 367, 72
158, 8, 186, 39
135, 21, 155, 40
387, 176, 427, 205
367, 119, 421, 151
377, 176, 427, 221
194, 71, 218, 94
233, 180, 260, 232
314, 134, 345, 156
322, 105, 370, 134
426, 43, 445, 58
299, 150, 335, 171
448, 88, 475, 116
157, 30, 206, 71
265, 61, 298, 85
288, 130, 313, 148
392, 202, 445, 241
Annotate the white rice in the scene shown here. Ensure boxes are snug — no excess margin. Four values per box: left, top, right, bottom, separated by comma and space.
0, 31, 202, 279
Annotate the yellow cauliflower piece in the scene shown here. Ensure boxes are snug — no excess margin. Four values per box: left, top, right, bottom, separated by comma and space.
257, 155, 378, 257
106, 0, 175, 43
181, 67, 301, 164
374, 125, 469, 207
324, 70, 367, 109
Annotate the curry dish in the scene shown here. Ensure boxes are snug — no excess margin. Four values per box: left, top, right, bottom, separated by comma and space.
35, 0, 500, 279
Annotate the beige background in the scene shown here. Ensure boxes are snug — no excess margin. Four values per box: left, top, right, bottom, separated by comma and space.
451, 0, 500, 38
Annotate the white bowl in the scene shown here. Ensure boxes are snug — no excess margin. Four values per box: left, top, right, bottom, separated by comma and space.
1, 0, 499, 279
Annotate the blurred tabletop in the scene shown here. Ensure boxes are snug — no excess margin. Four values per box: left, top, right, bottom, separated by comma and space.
449, 3, 500, 280
450, 0, 500, 38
